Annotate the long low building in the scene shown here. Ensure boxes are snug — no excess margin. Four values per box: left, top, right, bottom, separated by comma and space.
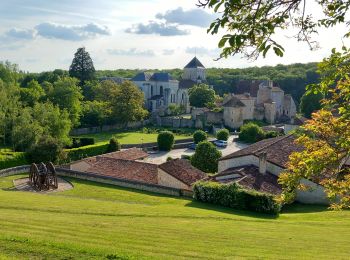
217, 135, 329, 204
69, 148, 206, 191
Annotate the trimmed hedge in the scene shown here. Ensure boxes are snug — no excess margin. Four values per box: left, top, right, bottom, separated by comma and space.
0, 151, 28, 170
193, 130, 207, 144
193, 181, 281, 215
70, 137, 95, 148
216, 128, 230, 141
157, 131, 175, 151
66, 143, 109, 162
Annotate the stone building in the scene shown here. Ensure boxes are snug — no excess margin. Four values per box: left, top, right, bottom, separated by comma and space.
222, 80, 296, 128
131, 57, 206, 114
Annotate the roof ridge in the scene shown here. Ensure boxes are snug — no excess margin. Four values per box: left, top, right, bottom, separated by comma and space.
251, 134, 293, 155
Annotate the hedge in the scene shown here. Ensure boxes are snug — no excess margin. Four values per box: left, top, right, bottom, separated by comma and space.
66, 143, 109, 162
193, 181, 281, 215
0, 151, 28, 170
157, 131, 175, 151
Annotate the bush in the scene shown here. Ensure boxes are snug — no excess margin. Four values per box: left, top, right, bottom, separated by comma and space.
265, 131, 279, 139
107, 138, 121, 153
191, 141, 222, 173
181, 154, 192, 160
0, 151, 28, 170
239, 123, 265, 143
166, 156, 173, 161
193, 130, 207, 144
216, 129, 229, 141
66, 143, 109, 162
157, 131, 175, 151
27, 137, 66, 164
193, 181, 281, 215
79, 137, 95, 146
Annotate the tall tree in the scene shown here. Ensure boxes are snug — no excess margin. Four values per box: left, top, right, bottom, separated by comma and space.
188, 84, 216, 108
110, 81, 148, 124
20, 79, 45, 106
199, 0, 350, 59
69, 47, 96, 84
48, 77, 83, 127
300, 91, 324, 118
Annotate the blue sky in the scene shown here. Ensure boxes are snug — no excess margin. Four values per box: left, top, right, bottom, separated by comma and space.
0, 0, 348, 72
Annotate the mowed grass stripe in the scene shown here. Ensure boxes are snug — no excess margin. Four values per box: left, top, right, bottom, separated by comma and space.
1, 175, 350, 259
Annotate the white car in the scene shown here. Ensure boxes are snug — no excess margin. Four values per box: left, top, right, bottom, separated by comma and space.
213, 140, 228, 147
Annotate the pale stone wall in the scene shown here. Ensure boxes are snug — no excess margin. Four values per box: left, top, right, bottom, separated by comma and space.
218, 155, 258, 172
257, 85, 272, 104
240, 99, 255, 120
183, 67, 206, 82
223, 107, 244, 129
157, 168, 190, 190
264, 102, 276, 124
271, 90, 284, 117
70, 161, 92, 172
283, 95, 297, 118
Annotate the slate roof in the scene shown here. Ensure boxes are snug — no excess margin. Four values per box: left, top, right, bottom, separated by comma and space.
222, 96, 246, 108
149, 95, 163, 101
101, 148, 149, 161
184, 57, 205, 69
86, 157, 158, 184
179, 79, 197, 89
212, 165, 282, 195
132, 72, 174, 82
220, 135, 303, 168
132, 72, 153, 81
159, 159, 207, 186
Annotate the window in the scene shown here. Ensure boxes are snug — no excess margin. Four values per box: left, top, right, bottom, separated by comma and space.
160, 86, 163, 96
151, 85, 154, 96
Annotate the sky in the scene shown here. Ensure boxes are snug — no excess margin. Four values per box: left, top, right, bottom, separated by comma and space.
0, 0, 349, 72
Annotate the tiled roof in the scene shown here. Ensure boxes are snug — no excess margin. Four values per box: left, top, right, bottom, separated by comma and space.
220, 135, 303, 168
159, 159, 206, 186
150, 72, 173, 82
212, 165, 281, 195
86, 157, 158, 184
101, 148, 149, 161
184, 57, 205, 69
179, 79, 197, 89
223, 96, 246, 108
235, 80, 278, 97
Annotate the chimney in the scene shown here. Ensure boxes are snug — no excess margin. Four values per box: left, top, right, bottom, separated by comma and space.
259, 152, 267, 175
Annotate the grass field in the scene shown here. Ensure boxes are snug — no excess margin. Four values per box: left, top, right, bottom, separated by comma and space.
1, 174, 350, 259
73, 129, 192, 145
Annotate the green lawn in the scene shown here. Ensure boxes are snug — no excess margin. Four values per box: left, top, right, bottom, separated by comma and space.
1, 175, 350, 259
73, 130, 192, 145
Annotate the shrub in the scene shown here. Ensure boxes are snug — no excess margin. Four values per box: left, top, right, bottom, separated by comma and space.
27, 137, 66, 164
166, 156, 173, 161
193, 181, 281, 215
265, 131, 279, 139
107, 138, 121, 153
66, 143, 109, 162
157, 131, 175, 151
239, 123, 265, 143
181, 154, 192, 160
191, 141, 222, 173
0, 151, 28, 170
79, 137, 95, 146
216, 129, 229, 141
193, 130, 207, 144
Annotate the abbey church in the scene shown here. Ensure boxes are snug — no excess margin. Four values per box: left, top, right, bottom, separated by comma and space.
131, 57, 206, 113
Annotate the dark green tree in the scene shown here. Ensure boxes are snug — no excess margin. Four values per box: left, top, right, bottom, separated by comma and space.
157, 131, 175, 151
239, 123, 265, 143
300, 91, 324, 118
193, 130, 207, 144
216, 129, 229, 141
188, 84, 215, 108
107, 137, 121, 153
69, 47, 96, 84
191, 141, 222, 173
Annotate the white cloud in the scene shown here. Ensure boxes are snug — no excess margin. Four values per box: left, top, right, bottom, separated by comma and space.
126, 21, 189, 36
107, 48, 155, 57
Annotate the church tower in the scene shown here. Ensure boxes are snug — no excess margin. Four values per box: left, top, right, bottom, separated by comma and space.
183, 57, 206, 83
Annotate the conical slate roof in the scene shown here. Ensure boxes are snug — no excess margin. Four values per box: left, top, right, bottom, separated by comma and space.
184, 57, 205, 69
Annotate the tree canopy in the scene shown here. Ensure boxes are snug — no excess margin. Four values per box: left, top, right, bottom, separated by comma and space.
199, 0, 350, 59
188, 84, 216, 108
69, 47, 96, 84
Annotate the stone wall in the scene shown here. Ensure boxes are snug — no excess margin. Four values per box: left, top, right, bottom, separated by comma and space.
0, 165, 30, 177
71, 120, 151, 135
157, 168, 190, 190
157, 116, 195, 128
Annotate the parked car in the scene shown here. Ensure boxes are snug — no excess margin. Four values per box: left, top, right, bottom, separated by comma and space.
214, 140, 228, 148
188, 143, 197, 150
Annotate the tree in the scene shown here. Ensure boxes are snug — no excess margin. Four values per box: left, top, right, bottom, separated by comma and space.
191, 141, 222, 173
107, 138, 121, 153
300, 91, 324, 118
111, 81, 148, 124
217, 129, 229, 141
80, 101, 110, 127
27, 136, 66, 164
188, 84, 215, 108
199, 0, 350, 59
48, 77, 83, 126
279, 48, 350, 210
168, 104, 186, 116
69, 47, 96, 84
157, 131, 175, 151
20, 80, 45, 106
193, 130, 207, 144
239, 123, 265, 143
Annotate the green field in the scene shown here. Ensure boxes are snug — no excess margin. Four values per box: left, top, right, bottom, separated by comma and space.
73, 130, 192, 145
1, 174, 350, 259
